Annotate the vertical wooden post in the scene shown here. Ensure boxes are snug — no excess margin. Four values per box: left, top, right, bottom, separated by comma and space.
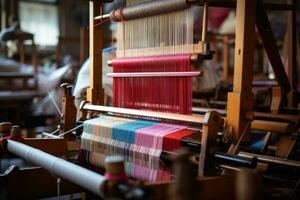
291, 0, 298, 106
1, 0, 9, 29
60, 83, 77, 135
80, 27, 84, 65
80, 26, 88, 65
31, 39, 38, 89
10, 0, 18, 24
0, 0, 4, 30
87, 1, 105, 105
222, 35, 229, 83
285, 0, 298, 106
198, 111, 224, 177
56, 37, 62, 66
18, 40, 25, 64
226, 0, 256, 143
270, 86, 282, 114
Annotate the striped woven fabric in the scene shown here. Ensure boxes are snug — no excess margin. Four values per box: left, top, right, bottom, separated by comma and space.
80, 116, 195, 181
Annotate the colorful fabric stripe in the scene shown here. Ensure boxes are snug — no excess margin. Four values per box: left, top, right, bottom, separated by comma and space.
163, 129, 195, 152
80, 116, 195, 182
112, 120, 157, 143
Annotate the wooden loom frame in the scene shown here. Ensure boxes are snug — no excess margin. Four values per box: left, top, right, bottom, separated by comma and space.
84, 0, 228, 177
86, 0, 299, 157
86, 0, 255, 150
78, 1, 271, 198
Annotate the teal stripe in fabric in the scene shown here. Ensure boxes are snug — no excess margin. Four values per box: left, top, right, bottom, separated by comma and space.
112, 120, 157, 144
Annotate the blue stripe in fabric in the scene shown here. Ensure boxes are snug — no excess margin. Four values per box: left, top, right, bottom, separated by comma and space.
112, 120, 157, 144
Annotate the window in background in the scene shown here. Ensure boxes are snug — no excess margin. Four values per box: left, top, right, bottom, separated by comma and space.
19, 1, 59, 46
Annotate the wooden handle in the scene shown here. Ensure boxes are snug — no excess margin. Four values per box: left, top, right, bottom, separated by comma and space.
0, 122, 12, 134
81, 103, 204, 124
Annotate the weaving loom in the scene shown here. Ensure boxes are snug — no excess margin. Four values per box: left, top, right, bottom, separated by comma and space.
79, 0, 217, 180
62, 0, 298, 189
60, 0, 300, 196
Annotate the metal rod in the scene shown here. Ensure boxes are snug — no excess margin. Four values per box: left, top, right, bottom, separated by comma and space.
58, 124, 84, 137
238, 151, 300, 169
42, 132, 60, 139
110, 0, 188, 22
218, 164, 242, 172
94, 1, 294, 22
201, 2, 208, 42
107, 71, 202, 78
94, 13, 110, 20
107, 53, 202, 67
6, 140, 106, 197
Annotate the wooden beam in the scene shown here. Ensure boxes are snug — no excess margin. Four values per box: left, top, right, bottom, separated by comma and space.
222, 35, 229, 83
284, 0, 298, 106
291, 0, 298, 99
87, 1, 105, 105
226, 0, 256, 143
254, 111, 300, 124
251, 120, 296, 134
270, 86, 282, 113
193, 106, 300, 124
189, 0, 294, 11
80, 26, 88, 64
256, 0, 291, 93
22, 138, 68, 157
82, 103, 204, 125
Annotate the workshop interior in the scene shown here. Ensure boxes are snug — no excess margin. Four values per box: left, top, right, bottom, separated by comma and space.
0, 0, 300, 199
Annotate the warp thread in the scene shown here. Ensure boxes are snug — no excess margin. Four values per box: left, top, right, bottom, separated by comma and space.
111, 54, 193, 114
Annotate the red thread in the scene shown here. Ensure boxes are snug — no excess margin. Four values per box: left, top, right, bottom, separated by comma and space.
163, 129, 194, 152
119, 8, 125, 21
105, 172, 128, 181
111, 54, 191, 68
8, 135, 25, 142
111, 54, 193, 114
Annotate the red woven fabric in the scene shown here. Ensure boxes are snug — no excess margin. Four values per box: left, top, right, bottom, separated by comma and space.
111, 54, 193, 114
162, 129, 195, 152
